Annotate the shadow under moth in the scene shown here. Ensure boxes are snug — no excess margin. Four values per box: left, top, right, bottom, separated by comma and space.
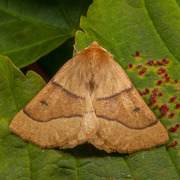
9, 41, 169, 154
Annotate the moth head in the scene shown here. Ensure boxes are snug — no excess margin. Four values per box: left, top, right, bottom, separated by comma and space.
76, 41, 113, 60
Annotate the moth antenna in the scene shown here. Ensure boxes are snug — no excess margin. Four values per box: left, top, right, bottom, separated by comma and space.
73, 44, 78, 52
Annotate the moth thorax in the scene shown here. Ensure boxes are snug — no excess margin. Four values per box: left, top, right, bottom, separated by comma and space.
78, 49, 111, 94
86, 67, 107, 95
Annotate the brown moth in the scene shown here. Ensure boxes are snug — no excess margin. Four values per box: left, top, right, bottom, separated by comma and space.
9, 41, 168, 154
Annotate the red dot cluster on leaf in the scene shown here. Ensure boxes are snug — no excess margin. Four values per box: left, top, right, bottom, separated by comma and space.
165, 77, 170, 83
169, 95, 177, 103
137, 87, 163, 107
147, 60, 154, 66
150, 99, 156, 105
164, 73, 168, 78
156, 64, 177, 84
169, 97, 174, 103
174, 79, 178, 84
156, 58, 169, 66
145, 88, 150, 94
158, 67, 166, 74
136, 64, 142, 69
135, 51, 140, 57
175, 103, 180, 109
170, 140, 178, 148
139, 68, 147, 75
129, 62, 133, 69
169, 112, 175, 118
137, 90, 144, 95
168, 124, 179, 133
157, 80, 162, 86
156, 61, 161, 65
169, 127, 177, 132
149, 88, 161, 106
137, 88, 151, 96
130, 54, 179, 122
162, 73, 170, 83
161, 104, 169, 116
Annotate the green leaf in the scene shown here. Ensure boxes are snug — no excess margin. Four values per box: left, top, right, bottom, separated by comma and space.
75, 0, 180, 178
2, 0, 180, 179
0, 0, 92, 68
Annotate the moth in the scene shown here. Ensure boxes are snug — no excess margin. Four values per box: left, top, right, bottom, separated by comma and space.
9, 41, 168, 154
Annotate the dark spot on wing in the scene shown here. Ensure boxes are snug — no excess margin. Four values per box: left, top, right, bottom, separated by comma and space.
133, 107, 140, 112
40, 100, 48, 106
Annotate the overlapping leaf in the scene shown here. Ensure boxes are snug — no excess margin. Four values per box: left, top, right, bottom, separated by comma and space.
0, 0, 92, 68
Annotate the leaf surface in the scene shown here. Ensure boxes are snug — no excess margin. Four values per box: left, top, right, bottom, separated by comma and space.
0, 0, 92, 68
75, 0, 180, 178
2, 0, 180, 179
